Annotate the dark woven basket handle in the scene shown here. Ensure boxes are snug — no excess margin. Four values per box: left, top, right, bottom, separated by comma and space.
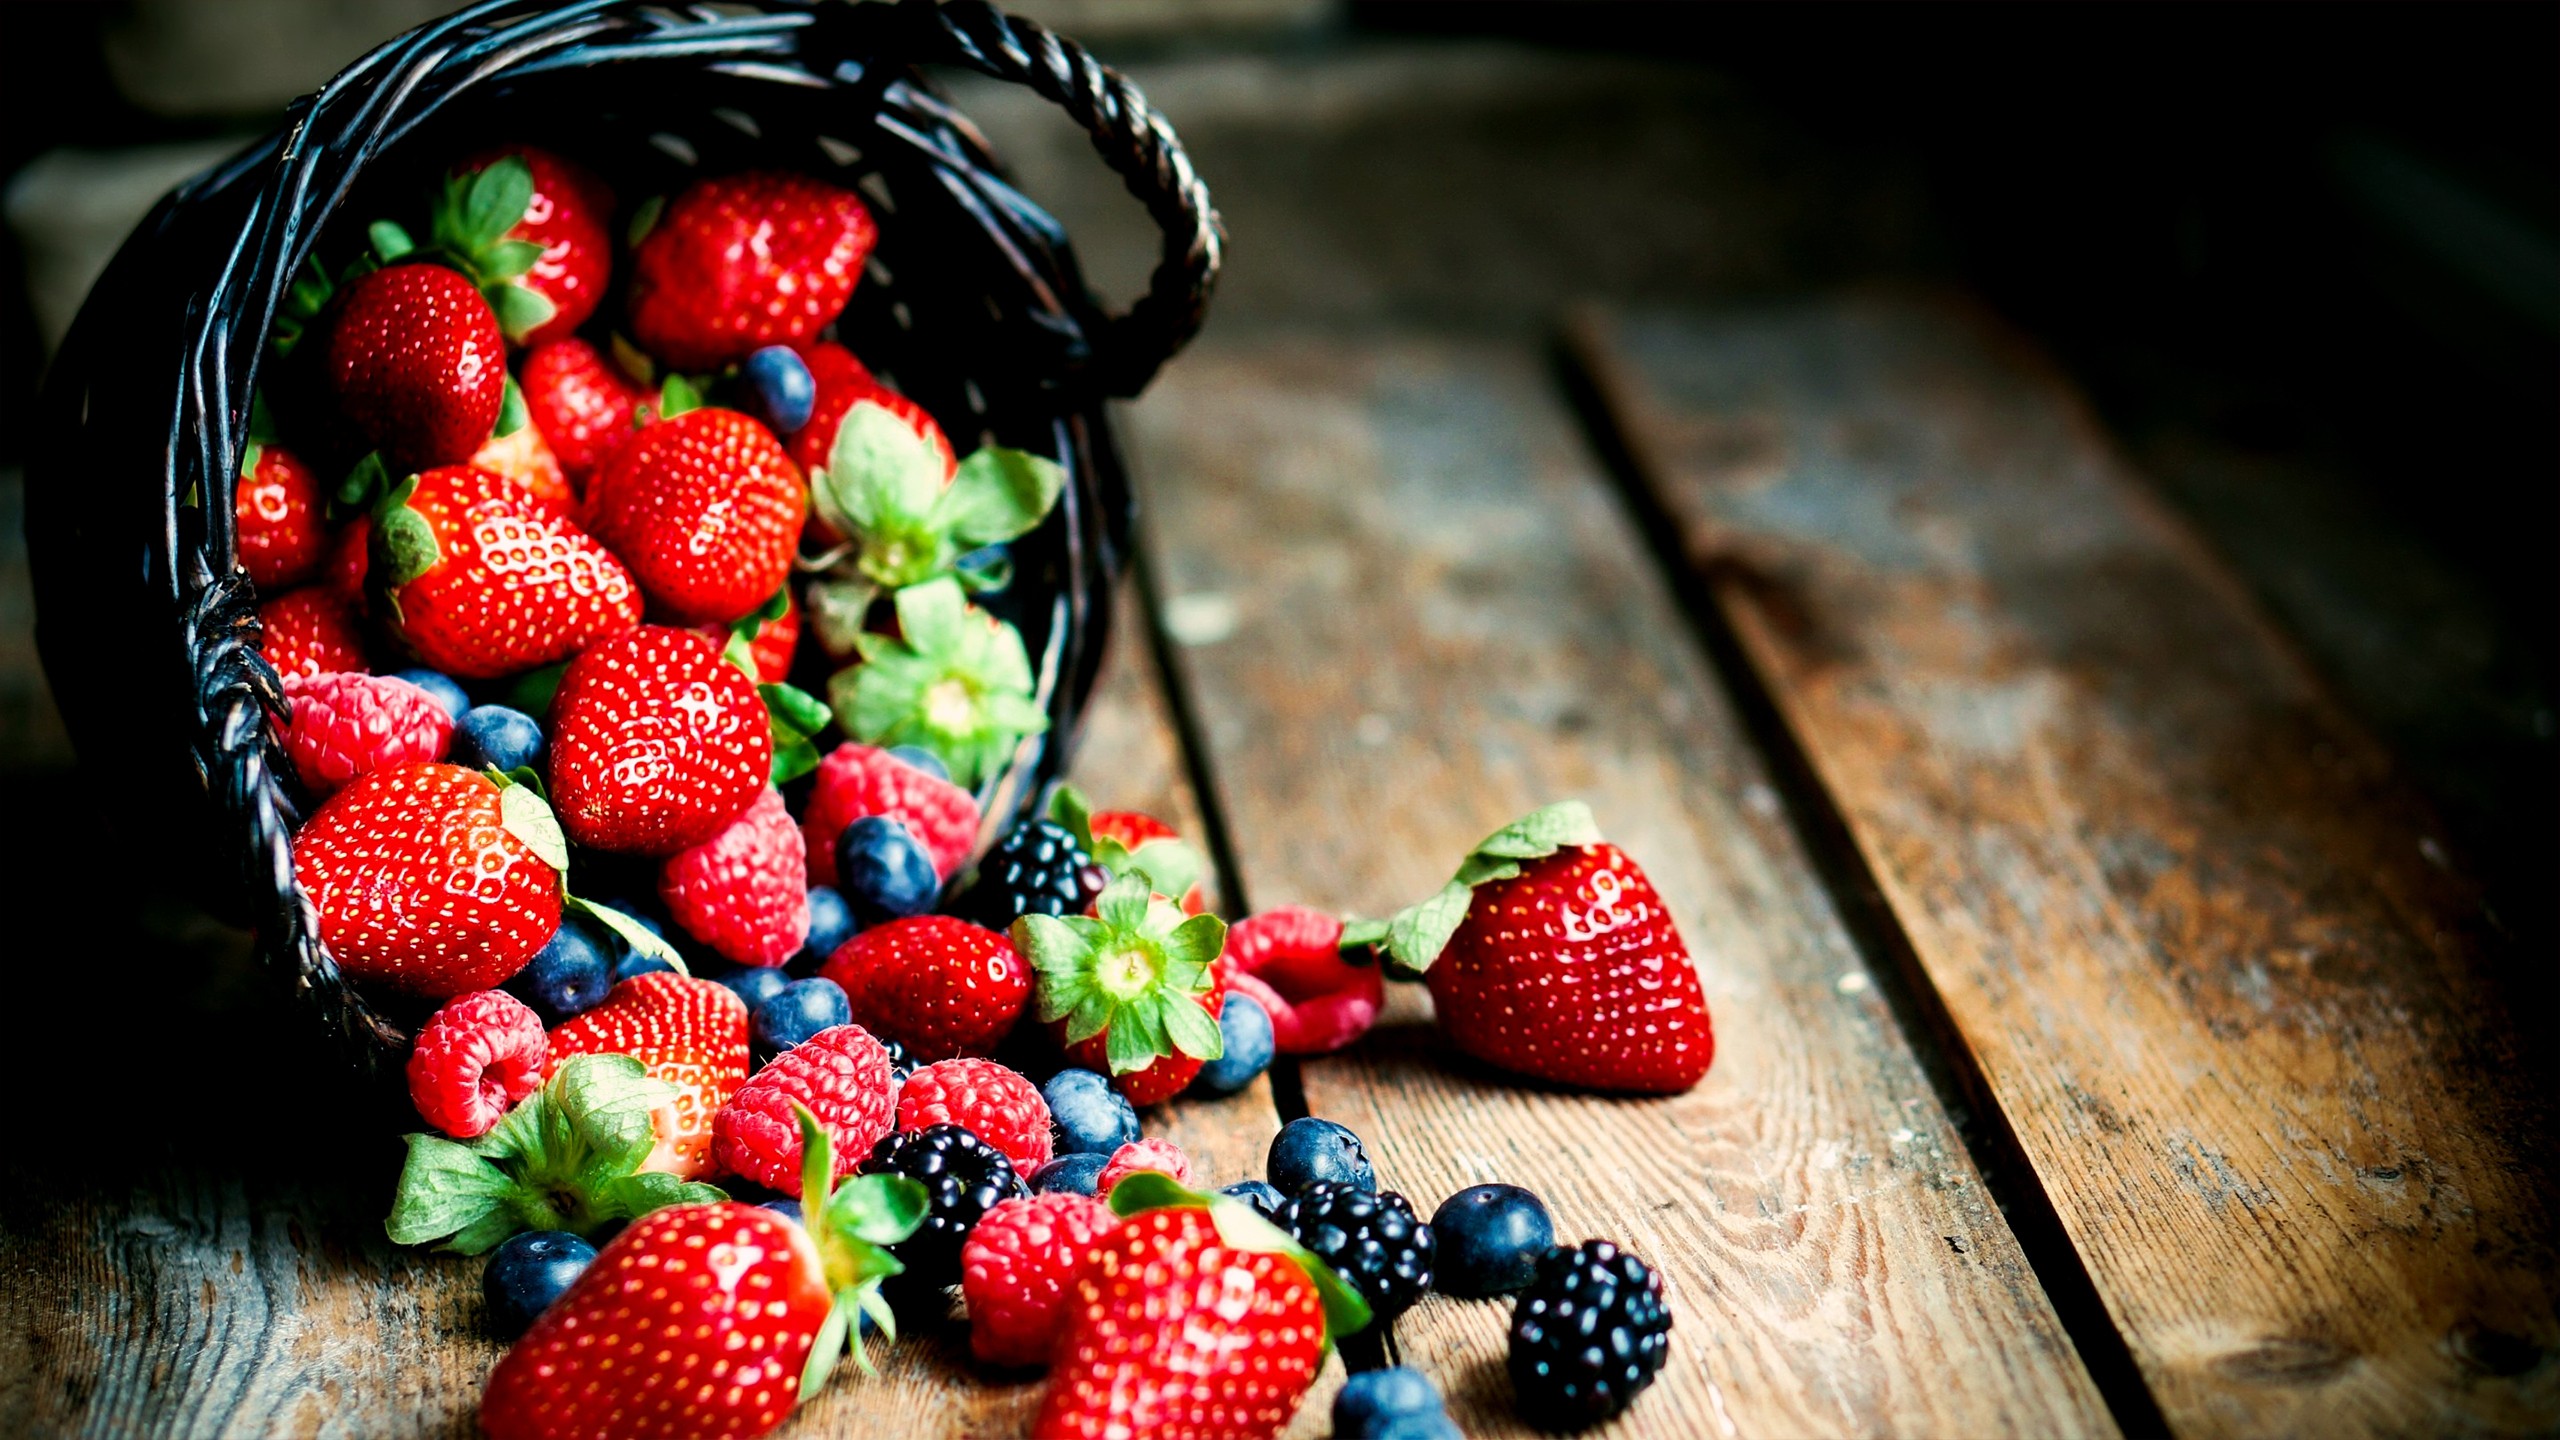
890, 0, 1223, 397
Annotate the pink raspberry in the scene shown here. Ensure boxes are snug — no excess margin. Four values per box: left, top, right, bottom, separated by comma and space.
712, 1023, 898, 1193
895, 1058, 1053, 1177
406, 990, 547, 1138
1095, 1136, 1193, 1194
960, 1192, 1119, 1367
1224, 906, 1382, 1054
658, 786, 810, 966
802, 743, 980, 885
276, 671, 452, 794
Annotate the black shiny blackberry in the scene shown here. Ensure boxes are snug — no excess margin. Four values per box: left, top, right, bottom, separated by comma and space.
1276, 1183, 1433, 1324
1507, 1240, 1670, 1430
879, 1034, 916, 1082
861, 1124, 1026, 1285
956, 819, 1106, 928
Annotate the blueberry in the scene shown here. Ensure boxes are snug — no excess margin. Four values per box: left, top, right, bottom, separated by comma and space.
714, 964, 793, 1015
887, 745, 949, 782
452, 704, 544, 772
508, 919, 612, 1022
741, 345, 817, 434
759, 1198, 805, 1225
1268, 1116, 1376, 1195
835, 816, 940, 925
483, 1230, 595, 1337
1188, 992, 1274, 1097
1369, 1415, 1463, 1440
1218, 1179, 1286, 1220
755, 977, 851, 1055
1031, 1152, 1109, 1196
1430, 1183, 1555, 1298
1333, 1367, 1447, 1438
390, 668, 470, 721
800, 886, 855, 966
1042, 1069, 1139, 1156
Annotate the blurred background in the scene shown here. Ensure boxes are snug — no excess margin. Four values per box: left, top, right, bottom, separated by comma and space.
0, 0, 2551, 953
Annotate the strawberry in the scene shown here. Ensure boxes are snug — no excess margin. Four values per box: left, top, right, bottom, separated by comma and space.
1095, 1137, 1191, 1193
374, 463, 641, 679
291, 763, 564, 998
789, 341, 955, 484
545, 625, 772, 855
831, 578, 1049, 791
276, 670, 453, 794
324, 263, 506, 472
407, 989, 548, 1138
1016, 874, 1229, 1106
323, 518, 370, 603
712, 1023, 898, 1193
657, 786, 809, 966
436, 147, 614, 348
802, 742, 981, 887
1053, 787, 1210, 916
258, 585, 368, 678
894, 1058, 1052, 1176
626, 172, 876, 370
960, 1192, 1118, 1367
235, 441, 326, 588
1357, 802, 1714, 1094
692, 586, 800, 685
520, 337, 647, 485
547, 972, 752, 1180
1222, 907, 1383, 1055
819, 914, 1027, 1062
582, 407, 805, 627
468, 417, 573, 518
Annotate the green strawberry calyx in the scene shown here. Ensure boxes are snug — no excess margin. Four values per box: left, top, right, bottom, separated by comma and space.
793, 1105, 928, 1400
1048, 785, 1207, 906
1338, 801, 1603, 980
827, 576, 1048, 790
484, 767, 688, 975
1014, 873, 1227, 1076
385, 1053, 726, 1254
805, 399, 1065, 594
424, 155, 557, 343
1105, 1172, 1373, 1350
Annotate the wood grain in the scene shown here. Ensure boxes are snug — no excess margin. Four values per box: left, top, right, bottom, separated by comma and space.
1122, 334, 2113, 1437
1572, 295, 2560, 1438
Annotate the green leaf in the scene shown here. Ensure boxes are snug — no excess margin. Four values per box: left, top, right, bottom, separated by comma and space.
932, 447, 1065, 548
802, 578, 880, 661
1338, 917, 1390, 951
658, 373, 703, 419
601, 1171, 726, 1217
1468, 800, 1601, 862
335, 452, 390, 511
369, 220, 415, 264
238, 441, 263, 480
626, 193, 664, 249
802, 1298, 853, 1397
464, 154, 534, 246
951, 545, 1014, 594
501, 661, 568, 718
1115, 838, 1205, 907
610, 333, 656, 388
797, 1105, 837, 1212
567, 896, 688, 975
492, 284, 557, 345
498, 781, 570, 872
1161, 991, 1226, 1061
1094, 873, 1151, 933
761, 682, 834, 738
1105, 1171, 1203, 1216
1047, 785, 1097, 849
484, 238, 548, 282
495, 375, 528, 438
828, 401, 946, 539
384, 1135, 515, 1246
1379, 880, 1475, 978
828, 1174, 929, 1247
830, 581, 1048, 790
894, 577, 966, 656
378, 504, 442, 589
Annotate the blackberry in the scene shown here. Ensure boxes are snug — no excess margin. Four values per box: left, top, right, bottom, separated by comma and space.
1507, 1241, 1670, 1430
957, 819, 1105, 928
1276, 1183, 1433, 1324
861, 1123, 1026, 1286
878, 1033, 916, 1082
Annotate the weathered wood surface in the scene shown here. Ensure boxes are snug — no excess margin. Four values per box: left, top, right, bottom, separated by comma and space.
1570, 296, 2560, 1438
1122, 333, 2114, 1438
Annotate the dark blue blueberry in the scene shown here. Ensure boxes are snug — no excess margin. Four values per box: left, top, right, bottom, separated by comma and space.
1268, 1116, 1377, 1195
1188, 992, 1274, 1097
754, 977, 851, 1055
835, 816, 940, 925
483, 1230, 595, 1338
1430, 1182, 1555, 1298
1031, 1152, 1109, 1196
1333, 1367, 1447, 1438
1368, 1414, 1463, 1440
613, 952, 677, 982
1042, 1069, 1139, 1156
800, 886, 855, 966
509, 920, 613, 1022
1218, 1179, 1287, 1220
390, 668, 471, 722
715, 964, 794, 1015
741, 345, 817, 434
451, 704, 545, 773
886, 745, 949, 782
758, 1198, 805, 1225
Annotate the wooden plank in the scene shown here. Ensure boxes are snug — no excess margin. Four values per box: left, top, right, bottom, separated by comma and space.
1122, 334, 2114, 1438
1570, 295, 2560, 1438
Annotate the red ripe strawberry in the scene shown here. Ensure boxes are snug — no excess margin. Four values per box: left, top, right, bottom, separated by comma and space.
469, 419, 573, 518
960, 1192, 1118, 1367
546, 625, 772, 855
547, 972, 751, 1180
407, 989, 548, 1138
325, 263, 506, 473
658, 786, 809, 966
1035, 1206, 1328, 1440
789, 340, 955, 483
258, 586, 368, 678
521, 338, 647, 485
1372, 803, 1714, 1094
803, 743, 981, 886
447, 147, 614, 348
376, 463, 641, 679
1095, 1137, 1192, 1194
712, 1023, 898, 1193
291, 763, 563, 998
895, 1058, 1052, 1176
323, 518, 370, 603
235, 442, 326, 588
820, 914, 1027, 1062
276, 670, 453, 794
582, 407, 805, 626
1222, 906, 1382, 1055
627, 172, 876, 371
1019, 875, 1231, 1107
691, 587, 800, 685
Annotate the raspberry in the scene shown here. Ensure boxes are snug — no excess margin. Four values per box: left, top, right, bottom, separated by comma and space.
406, 990, 547, 1138
277, 672, 453, 795
259, 586, 367, 679
658, 787, 810, 966
896, 1058, 1053, 1177
960, 1192, 1119, 1367
1223, 906, 1383, 1055
711, 1023, 897, 1193
1095, 1137, 1193, 1194
802, 743, 981, 886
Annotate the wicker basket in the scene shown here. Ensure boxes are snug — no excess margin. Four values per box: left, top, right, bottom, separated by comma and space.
23, 0, 1220, 1076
